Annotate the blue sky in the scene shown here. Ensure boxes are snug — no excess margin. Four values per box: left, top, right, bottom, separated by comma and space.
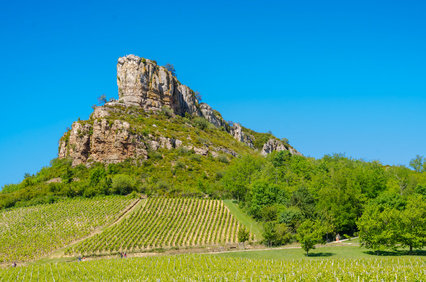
1, 0, 425, 188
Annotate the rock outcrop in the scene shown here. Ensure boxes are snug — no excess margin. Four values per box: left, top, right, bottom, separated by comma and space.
58, 54, 302, 166
261, 139, 303, 157
116, 55, 202, 117
230, 123, 254, 148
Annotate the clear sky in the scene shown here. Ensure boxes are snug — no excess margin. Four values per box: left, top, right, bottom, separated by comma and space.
1, 0, 425, 188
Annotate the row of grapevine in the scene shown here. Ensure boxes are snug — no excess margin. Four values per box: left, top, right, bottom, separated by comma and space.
0, 196, 134, 263
1, 255, 425, 280
68, 198, 243, 255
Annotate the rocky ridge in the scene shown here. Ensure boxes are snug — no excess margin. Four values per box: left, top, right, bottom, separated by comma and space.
58, 55, 302, 166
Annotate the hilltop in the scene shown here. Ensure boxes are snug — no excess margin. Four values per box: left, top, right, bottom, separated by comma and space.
58, 54, 301, 167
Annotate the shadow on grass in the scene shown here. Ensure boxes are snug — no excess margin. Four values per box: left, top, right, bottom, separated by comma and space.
364, 250, 426, 257
305, 252, 334, 257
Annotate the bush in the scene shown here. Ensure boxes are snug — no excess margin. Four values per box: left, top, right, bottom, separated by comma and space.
175, 161, 185, 170
111, 174, 135, 195
177, 147, 189, 155
218, 154, 229, 163
189, 154, 201, 162
193, 117, 210, 130
148, 151, 163, 160
161, 106, 173, 118
157, 181, 170, 192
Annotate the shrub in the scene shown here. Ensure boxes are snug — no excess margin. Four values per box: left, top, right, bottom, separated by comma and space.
111, 174, 135, 195
148, 151, 163, 160
161, 106, 173, 118
189, 154, 202, 162
177, 147, 189, 155
157, 181, 170, 191
193, 117, 210, 130
175, 161, 185, 170
218, 154, 229, 163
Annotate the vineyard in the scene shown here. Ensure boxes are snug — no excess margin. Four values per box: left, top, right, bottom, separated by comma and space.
1, 255, 425, 280
0, 196, 134, 263
68, 198, 243, 255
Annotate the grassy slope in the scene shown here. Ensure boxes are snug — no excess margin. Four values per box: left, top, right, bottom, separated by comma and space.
223, 200, 263, 241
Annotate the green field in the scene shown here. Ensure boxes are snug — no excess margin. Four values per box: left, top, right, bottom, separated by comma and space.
1, 253, 425, 281
215, 240, 426, 260
0, 196, 134, 263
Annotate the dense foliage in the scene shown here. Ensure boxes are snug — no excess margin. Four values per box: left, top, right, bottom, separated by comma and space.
1, 255, 425, 280
222, 151, 426, 247
0, 196, 134, 263
357, 193, 426, 254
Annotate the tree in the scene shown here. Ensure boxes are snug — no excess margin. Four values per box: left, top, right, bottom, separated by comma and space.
111, 174, 135, 195
357, 204, 400, 255
391, 166, 416, 195
272, 150, 291, 167
296, 219, 327, 256
262, 222, 292, 247
195, 91, 202, 103
238, 226, 250, 250
89, 167, 106, 186
409, 155, 425, 172
97, 94, 107, 105
398, 194, 426, 254
164, 63, 176, 77
290, 185, 316, 219
281, 138, 289, 145
221, 155, 265, 202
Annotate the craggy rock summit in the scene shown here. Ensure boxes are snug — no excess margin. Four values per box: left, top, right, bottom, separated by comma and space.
58, 55, 302, 166
116, 55, 200, 116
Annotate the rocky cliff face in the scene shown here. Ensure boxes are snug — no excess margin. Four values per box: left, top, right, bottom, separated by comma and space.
58, 55, 302, 166
261, 139, 302, 156
116, 55, 202, 117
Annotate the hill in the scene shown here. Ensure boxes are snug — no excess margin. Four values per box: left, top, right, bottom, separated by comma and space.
0, 54, 300, 209
1, 54, 426, 259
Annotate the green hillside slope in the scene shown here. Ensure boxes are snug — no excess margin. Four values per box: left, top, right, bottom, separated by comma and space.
0, 109, 275, 210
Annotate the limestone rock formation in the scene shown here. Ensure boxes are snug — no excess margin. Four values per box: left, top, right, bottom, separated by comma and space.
116, 55, 202, 117
230, 123, 254, 148
58, 54, 302, 166
261, 139, 303, 157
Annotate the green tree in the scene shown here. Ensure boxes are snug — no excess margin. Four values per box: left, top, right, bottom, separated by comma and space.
290, 185, 316, 219
357, 204, 400, 255
111, 174, 135, 195
398, 194, 426, 254
61, 167, 74, 184
238, 226, 250, 250
409, 155, 424, 172
272, 150, 291, 167
296, 219, 327, 256
89, 167, 106, 186
221, 155, 265, 202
